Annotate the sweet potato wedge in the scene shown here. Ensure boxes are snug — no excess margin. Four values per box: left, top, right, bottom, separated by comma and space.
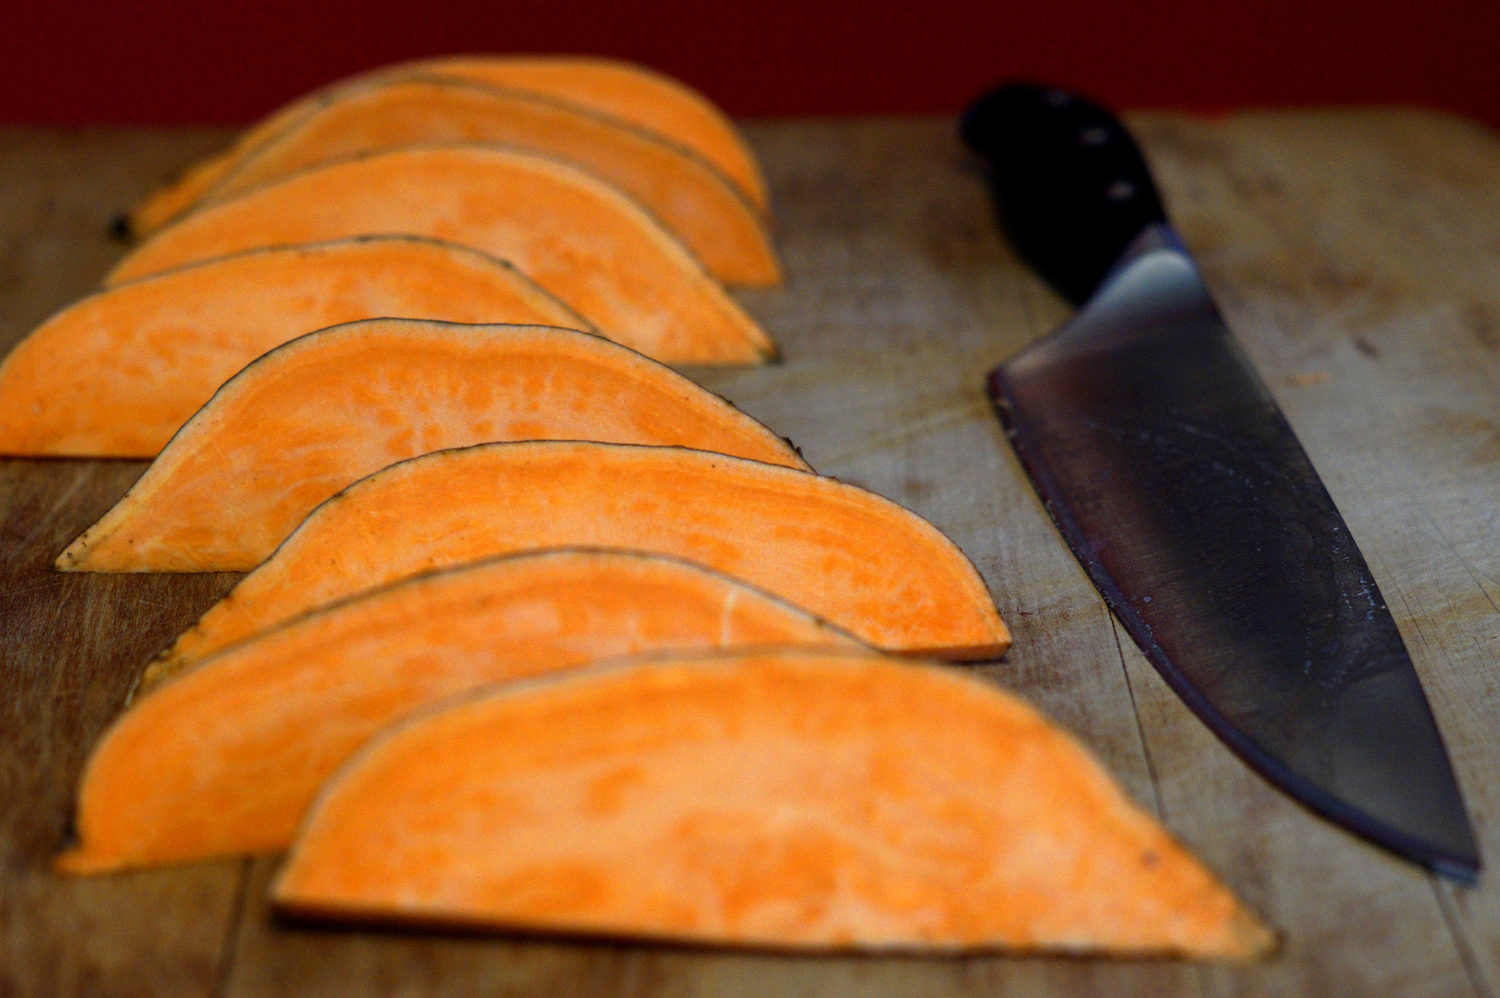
165, 79, 779, 286
374, 55, 769, 210
124, 54, 768, 238
0, 237, 587, 457
106, 146, 776, 366
272, 649, 1275, 958
55, 320, 809, 573
143, 441, 1010, 681
56, 550, 859, 873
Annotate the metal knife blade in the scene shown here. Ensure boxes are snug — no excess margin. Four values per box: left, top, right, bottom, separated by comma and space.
961, 82, 1480, 881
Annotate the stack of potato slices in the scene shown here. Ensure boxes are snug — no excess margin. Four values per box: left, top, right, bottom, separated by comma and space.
2, 55, 1271, 960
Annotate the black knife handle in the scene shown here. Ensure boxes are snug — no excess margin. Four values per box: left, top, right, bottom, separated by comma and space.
960, 82, 1168, 306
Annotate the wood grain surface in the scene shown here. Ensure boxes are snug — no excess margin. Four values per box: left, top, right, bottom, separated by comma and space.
2, 110, 1498, 996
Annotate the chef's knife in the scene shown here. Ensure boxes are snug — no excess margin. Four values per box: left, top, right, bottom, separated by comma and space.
960, 82, 1479, 881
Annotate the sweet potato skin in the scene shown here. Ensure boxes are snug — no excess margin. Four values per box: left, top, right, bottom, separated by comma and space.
273, 650, 1275, 959
56, 551, 859, 872
145, 441, 1010, 679
54, 320, 809, 572
0, 236, 588, 457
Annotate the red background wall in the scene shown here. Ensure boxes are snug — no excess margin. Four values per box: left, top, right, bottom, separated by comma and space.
2, 1, 1496, 128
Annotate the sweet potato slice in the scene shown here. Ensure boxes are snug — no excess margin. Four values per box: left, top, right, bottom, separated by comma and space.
272, 649, 1274, 958
106, 146, 775, 366
143, 441, 1010, 681
55, 320, 810, 573
0, 237, 588, 457
56, 550, 860, 873
125, 55, 768, 237
172, 79, 779, 286
386, 55, 769, 210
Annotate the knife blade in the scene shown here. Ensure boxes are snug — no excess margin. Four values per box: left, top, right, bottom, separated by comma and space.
960, 82, 1480, 881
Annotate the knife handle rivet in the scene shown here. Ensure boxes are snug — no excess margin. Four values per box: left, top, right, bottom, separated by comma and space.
1079, 126, 1109, 147
1105, 179, 1136, 202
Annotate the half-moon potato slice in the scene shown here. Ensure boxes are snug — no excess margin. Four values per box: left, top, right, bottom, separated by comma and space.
57, 550, 858, 872
108, 146, 776, 365
56, 320, 808, 572
185, 78, 778, 286
142, 441, 1011, 679
125, 54, 769, 236
273, 649, 1274, 958
0, 237, 586, 457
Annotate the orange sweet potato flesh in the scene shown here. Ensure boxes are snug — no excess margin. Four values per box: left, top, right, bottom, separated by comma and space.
145, 442, 1010, 681
56, 550, 860, 874
126, 55, 768, 237
55, 320, 810, 573
272, 650, 1275, 958
0, 237, 588, 457
381, 55, 769, 210
169, 79, 779, 287
107, 146, 776, 366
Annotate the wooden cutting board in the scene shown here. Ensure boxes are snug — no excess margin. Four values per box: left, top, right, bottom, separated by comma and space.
2, 109, 1498, 997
